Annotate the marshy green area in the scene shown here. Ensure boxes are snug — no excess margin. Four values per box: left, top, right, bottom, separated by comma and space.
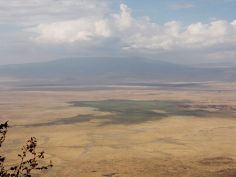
27, 99, 236, 127
70, 100, 217, 124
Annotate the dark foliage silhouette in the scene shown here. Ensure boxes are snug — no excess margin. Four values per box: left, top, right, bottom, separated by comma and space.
0, 121, 53, 177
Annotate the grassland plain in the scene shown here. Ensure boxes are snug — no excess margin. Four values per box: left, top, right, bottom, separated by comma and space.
0, 82, 236, 177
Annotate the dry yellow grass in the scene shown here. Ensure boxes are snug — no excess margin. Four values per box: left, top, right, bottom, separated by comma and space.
0, 82, 236, 177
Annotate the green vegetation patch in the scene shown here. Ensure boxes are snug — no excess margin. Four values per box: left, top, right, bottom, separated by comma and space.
69, 100, 212, 125
26, 100, 236, 127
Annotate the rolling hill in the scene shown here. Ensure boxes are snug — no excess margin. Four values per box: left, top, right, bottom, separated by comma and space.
0, 57, 235, 85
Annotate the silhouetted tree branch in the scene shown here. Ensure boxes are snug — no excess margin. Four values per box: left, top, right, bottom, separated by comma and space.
0, 121, 53, 177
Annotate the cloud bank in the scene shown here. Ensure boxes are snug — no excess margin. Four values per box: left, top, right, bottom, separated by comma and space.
31, 4, 236, 51
0, 0, 236, 65
0, 0, 108, 25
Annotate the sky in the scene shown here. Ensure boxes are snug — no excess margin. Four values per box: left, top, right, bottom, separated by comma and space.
0, 0, 236, 65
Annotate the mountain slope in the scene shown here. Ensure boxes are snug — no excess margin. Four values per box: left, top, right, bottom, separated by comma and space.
0, 57, 235, 84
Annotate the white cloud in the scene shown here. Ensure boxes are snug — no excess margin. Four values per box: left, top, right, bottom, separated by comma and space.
30, 3, 236, 51
170, 2, 194, 10
0, 0, 109, 25
31, 18, 111, 43
113, 4, 133, 30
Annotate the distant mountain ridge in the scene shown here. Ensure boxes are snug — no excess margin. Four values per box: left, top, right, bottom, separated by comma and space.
0, 57, 235, 84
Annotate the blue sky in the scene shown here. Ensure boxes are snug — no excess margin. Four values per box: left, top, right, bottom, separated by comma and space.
0, 0, 235, 65
112, 0, 236, 23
